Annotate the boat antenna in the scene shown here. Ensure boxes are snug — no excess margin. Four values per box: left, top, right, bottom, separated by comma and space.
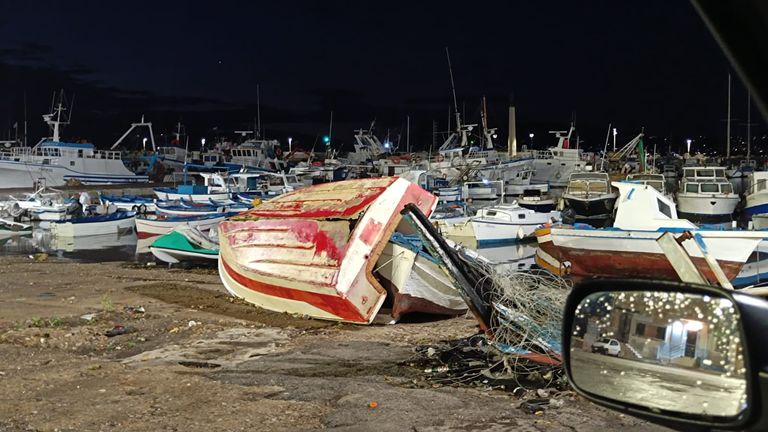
600, 123, 611, 172
256, 84, 262, 139
23, 91, 27, 147
445, 47, 461, 131
726, 72, 731, 159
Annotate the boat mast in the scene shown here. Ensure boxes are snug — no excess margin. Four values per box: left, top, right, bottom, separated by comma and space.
726, 73, 731, 159
445, 47, 462, 132
747, 90, 752, 160
256, 84, 262, 139
406, 115, 410, 153
600, 123, 611, 172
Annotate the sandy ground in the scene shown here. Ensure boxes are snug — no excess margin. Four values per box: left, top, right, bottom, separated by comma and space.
0, 255, 670, 432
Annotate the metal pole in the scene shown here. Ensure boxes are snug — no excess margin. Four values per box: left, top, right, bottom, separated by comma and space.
726, 73, 731, 159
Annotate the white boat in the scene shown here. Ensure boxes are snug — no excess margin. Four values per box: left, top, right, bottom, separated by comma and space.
374, 234, 467, 321
0, 218, 32, 236
50, 211, 136, 237
99, 194, 157, 214
676, 166, 740, 224
439, 202, 560, 247
626, 172, 672, 199
530, 125, 591, 188
562, 172, 617, 224
732, 240, 768, 288
744, 171, 768, 221
535, 181, 767, 284
153, 172, 233, 202
135, 212, 233, 239
0, 99, 147, 188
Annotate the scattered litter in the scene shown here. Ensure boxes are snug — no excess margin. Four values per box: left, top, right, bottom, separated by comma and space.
123, 306, 146, 314
519, 398, 550, 414
368, 401, 379, 409
187, 320, 200, 327
105, 325, 136, 337
30, 253, 48, 262
80, 313, 97, 322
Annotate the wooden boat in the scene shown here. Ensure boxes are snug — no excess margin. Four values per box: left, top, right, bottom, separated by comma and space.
374, 233, 467, 321
50, 211, 136, 237
135, 212, 235, 239
535, 181, 768, 284
217, 177, 441, 324
150, 226, 219, 264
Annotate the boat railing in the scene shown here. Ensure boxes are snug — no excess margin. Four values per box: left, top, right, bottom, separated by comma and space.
0, 147, 33, 161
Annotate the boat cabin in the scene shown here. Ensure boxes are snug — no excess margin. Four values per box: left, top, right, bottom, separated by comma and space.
565, 172, 611, 196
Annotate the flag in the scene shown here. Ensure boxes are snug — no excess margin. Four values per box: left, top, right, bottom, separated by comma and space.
637, 138, 646, 173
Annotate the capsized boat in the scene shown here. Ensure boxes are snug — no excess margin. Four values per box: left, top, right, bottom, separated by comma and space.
50, 211, 136, 237
535, 181, 768, 284
218, 177, 467, 324
150, 225, 219, 264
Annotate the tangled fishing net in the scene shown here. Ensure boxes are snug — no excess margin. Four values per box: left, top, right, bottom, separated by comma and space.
412, 247, 572, 392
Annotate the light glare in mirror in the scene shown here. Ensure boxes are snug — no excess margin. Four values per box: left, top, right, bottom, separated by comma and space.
570, 291, 746, 417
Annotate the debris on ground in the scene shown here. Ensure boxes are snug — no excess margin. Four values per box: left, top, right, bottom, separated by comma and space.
123, 306, 146, 314
105, 325, 136, 337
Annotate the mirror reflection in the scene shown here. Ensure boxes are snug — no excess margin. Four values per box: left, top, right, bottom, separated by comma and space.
570, 290, 747, 417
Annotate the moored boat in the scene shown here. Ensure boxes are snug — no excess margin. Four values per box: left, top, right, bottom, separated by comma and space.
135, 212, 235, 239
676, 166, 740, 224
50, 211, 136, 237
535, 181, 767, 284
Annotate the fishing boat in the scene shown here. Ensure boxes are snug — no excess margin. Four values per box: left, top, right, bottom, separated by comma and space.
153, 172, 233, 202
530, 125, 591, 188
732, 240, 768, 288
99, 194, 157, 214
561, 172, 617, 224
155, 199, 248, 217
676, 166, 740, 224
217, 177, 455, 324
149, 225, 219, 264
535, 181, 767, 284
626, 172, 672, 199
743, 171, 768, 221
50, 211, 136, 237
0, 98, 148, 188
135, 212, 235, 239
374, 233, 467, 321
438, 202, 560, 247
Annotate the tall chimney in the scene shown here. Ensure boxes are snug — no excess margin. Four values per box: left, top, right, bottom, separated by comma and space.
508, 93, 517, 157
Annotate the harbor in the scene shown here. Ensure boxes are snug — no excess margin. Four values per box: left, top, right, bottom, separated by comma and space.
2, 1, 768, 431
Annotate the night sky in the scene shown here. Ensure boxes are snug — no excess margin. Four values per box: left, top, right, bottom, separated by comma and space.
0, 1, 764, 155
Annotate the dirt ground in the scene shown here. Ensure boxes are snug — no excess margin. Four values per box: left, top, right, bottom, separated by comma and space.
0, 255, 670, 431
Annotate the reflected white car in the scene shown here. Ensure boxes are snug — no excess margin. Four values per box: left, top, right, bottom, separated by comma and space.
591, 338, 621, 357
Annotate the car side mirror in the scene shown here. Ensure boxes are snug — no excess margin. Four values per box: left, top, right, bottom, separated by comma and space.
563, 279, 768, 431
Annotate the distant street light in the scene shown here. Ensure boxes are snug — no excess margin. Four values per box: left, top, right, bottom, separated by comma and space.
612, 128, 617, 152
686, 138, 692, 153
201, 138, 206, 150
288, 137, 293, 153
529, 133, 534, 147
142, 137, 147, 152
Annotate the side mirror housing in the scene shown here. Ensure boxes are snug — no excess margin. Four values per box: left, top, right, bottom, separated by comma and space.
563, 279, 768, 431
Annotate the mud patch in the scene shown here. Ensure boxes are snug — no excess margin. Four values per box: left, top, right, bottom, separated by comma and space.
126, 283, 338, 329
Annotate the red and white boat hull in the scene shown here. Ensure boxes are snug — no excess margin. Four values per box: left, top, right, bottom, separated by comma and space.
218, 178, 438, 324
535, 226, 765, 284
